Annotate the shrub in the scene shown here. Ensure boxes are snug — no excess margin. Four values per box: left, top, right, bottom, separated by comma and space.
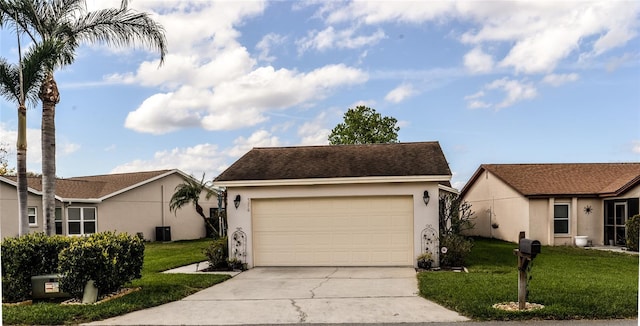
203, 237, 228, 268
1, 233, 73, 302
58, 232, 145, 298
626, 214, 639, 252
439, 234, 473, 267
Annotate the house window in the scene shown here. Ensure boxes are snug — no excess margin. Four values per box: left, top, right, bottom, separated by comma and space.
554, 203, 570, 234
28, 207, 37, 226
55, 207, 63, 235
67, 207, 96, 235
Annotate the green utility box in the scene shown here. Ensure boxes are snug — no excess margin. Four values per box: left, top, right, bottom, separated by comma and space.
31, 274, 70, 299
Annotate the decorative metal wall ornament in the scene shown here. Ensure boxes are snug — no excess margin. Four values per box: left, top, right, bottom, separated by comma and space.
583, 205, 593, 215
231, 228, 247, 263
421, 224, 438, 257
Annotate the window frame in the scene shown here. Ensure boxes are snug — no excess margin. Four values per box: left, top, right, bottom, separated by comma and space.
28, 207, 37, 227
66, 206, 97, 236
55, 207, 63, 235
554, 203, 570, 235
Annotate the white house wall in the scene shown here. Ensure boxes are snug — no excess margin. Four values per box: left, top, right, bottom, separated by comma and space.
2, 182, 40, 237
98, 173, 214, 241
226, 182, 440, 268
463, 170, 529, 243
0, 173, 217, 241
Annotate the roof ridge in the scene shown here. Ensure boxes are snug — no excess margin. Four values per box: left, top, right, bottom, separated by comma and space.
252, 141, 440, 150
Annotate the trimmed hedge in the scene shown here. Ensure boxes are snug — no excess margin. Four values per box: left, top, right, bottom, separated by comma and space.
1, 233, 73, 302
626, 214, 639, 252
59, 232, 145, 297
1, 232, 144, 302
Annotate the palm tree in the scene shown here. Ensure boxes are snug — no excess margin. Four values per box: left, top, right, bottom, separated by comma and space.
169, 174, 220, 237
2, 0, 167, 235
0, 28, 60, 235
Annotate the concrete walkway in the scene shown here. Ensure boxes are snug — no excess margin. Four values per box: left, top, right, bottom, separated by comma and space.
86, 267, 468, 325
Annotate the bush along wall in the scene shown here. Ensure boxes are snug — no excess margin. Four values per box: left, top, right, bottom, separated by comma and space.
1, 232, 144, 302
1, 233, 74, 302
626, 214, 639, 252
59, 232, 145, 298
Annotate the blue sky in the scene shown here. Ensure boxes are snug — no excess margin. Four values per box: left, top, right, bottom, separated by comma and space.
1, 0, 639, 189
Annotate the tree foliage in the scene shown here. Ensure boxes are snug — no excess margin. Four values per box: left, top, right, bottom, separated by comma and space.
438, 193, 475, 267
328, 106, 400, 145
169, 174, 220, 237
0, 144, 13, 175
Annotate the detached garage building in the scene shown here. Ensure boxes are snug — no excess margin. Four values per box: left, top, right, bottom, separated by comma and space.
214, 142, 454, 268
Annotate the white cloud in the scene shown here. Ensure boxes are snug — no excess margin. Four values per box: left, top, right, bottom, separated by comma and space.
224, 130, 281, 158
297, 112, 331, 146
111, 143, 228, 178
111, 130, 283, 179
632, 140, 640, 154
0, 123, 79, 173
486, 78, 537, 109
324, 1, 453, 24
384, 83, 416, 103
542, 73, 579, 87
296, 26, 386, 54
320, 1, 640, 75
256, 33, 286, 63
125, 64, 367, 134
463, 47, 494, 74
464, 78, 537, 110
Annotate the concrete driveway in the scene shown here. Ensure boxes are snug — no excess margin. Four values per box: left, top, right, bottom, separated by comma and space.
87, 267, 468, 325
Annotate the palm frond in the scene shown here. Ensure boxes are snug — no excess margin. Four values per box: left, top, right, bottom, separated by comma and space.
0, 58, 21, 103
71, 3, 167, 65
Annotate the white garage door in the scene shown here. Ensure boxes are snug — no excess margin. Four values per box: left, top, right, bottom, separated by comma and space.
252, 196, 414, 266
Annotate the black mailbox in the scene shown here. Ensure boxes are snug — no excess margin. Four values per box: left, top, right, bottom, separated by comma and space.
519, 238, 541, 258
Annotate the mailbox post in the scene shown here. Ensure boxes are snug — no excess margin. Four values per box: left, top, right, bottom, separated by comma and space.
513, 232, 541, 310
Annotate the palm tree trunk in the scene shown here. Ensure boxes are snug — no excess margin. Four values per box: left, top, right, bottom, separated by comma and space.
17, 103, 29, 236
196, 204, 218, 236
40, 71, 59, 236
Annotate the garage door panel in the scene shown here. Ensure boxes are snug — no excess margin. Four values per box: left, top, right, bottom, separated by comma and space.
253, 196, 413, 266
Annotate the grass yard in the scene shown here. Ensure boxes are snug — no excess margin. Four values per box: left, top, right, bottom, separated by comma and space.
419, 237, 639, 320
2, 239, 228, 325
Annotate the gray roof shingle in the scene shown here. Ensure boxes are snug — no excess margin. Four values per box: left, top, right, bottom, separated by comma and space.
215, 142, 451, 182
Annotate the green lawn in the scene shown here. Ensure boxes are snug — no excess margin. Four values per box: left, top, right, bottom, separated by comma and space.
2, 239, 229, 325
419, 237, 639, 320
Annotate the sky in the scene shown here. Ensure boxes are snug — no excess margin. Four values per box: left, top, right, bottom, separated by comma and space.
1, 0, 639, 190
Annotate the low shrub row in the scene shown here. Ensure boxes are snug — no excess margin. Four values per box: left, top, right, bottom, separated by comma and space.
627, 214, 639, 251
1, 232, 144, 302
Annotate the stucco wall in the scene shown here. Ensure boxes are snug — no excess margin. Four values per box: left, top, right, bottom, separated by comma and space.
0, 182, 62, 238
98, 173, 215, 241
225, 182, 440, 268
1, 173, 217, 241
576, 198, 603, 245
463, 170, 529, 243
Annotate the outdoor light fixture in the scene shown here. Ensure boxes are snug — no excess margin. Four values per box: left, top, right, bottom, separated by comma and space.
423, 191, 430, 206
234, 194, 241, 209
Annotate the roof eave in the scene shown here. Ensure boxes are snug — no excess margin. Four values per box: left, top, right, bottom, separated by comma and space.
214, 175, 452, 187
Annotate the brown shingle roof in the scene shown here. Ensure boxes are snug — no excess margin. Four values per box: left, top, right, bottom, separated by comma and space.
2, 170, 173, 200
215, 142, 451, 182
463, 163, 640, 197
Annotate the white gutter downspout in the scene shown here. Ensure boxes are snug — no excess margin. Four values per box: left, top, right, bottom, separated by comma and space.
161, 185, 165, 226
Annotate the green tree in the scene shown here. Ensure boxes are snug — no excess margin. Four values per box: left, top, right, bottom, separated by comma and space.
1, 0, 167, 235
169, 174, 219, 237
0, 143, 13, 175
328, 106, 400, 145
0, 25, 60, 235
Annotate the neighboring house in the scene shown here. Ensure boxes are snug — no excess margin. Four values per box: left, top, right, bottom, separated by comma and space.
214, 142, 455, 268
0, 169, 217, 241
461, 163, 640, 246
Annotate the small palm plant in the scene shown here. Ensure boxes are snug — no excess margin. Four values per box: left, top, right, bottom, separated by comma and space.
169, 174, 219, 237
